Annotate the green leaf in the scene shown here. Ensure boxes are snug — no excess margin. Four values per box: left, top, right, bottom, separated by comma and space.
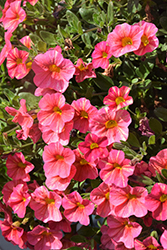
150, 231, 159, 241
79, 7, 95, 24
127, 132, 140, 148
66, 10, 79, 31
91, 179, 101, 189
140, 175, 155, 185
29, 34, 41, 44
67, 247, 82, 250
154, 107, 167, 122
93, 72, 114, 91
136, 61, 154, 79
40, 31, 56, 45
148, 135, 155, 145
107, 1, 114, 25
71, 235, 87, 243
18, 92, 41, 109
81, 33, 92, 48
161, 169, 167, 179
3, 89, 15, 103
77, 21, 83, 35
37, 41, 47, 52
160, 16, 167, 31
78, 226, 97, 237
149, 117, 162, 135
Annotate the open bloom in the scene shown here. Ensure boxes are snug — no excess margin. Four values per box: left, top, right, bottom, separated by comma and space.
0, 31, 12, 65
100, 225, 116, 250
160, 230, 167, 249
103, 86, 133, 111
89, 107, 131, 145
37, 93, 74, 133
135, 236, 163, 250
92, 41, 113, 69
74, 58, 96, 83
6, 152, 34, 181
30, 186, 62, 223
27, 225, 63, 250
78, 133, 108, 162
71, 97, 98, 133
99, 149, 134, 187
107, 23, 143, 57
43, 142, 75, 178
145, 183, 167, 221
62, 191, 94, 226
149, 148, 167, 176
20, 35, 33, 49
134, 21, 159, 56
32, 48, 75, 93
3, 1, 26, 33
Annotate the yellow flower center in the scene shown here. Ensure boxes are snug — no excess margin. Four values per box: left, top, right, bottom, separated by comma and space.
49, 64, 60, 73
76, 202, 85, 208
141, 35, 149, 46
102, 51, 108, 58
105, 192, 110, 200
78, 63, 86, 71
90, 142, 99, 150
115, 96, 125, 105
113, 162, 122, 169
80, 158, 88, 165
122, 37, 133, 47
53, 106, 62, 115
42, 231, 52, 236
105, 120, 117, 129
160, 194, 167, 202
55, 155, 64, 160
22, 197, 26, 202
26, 61, 32, 69
45, 198, 55, 204
16, 58, 22, 65
126, 193, 137, 200
147, 245, 157, 250
16, 13, 20, 20
123, 221, 133, 227
18, 162, 26, 168
80, 110, 88, 119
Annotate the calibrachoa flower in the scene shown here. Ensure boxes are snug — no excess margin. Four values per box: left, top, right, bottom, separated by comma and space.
30, 186, 62, 223
6, 152, 34, 181
43, 142, 75, 178
160, 230, 167, 249
100, 225, 116, 250
32, 48, 75, 93
74, 58, 96, 83
71, 97, 98, 133
20, 35, 33, 49
37, 93, 74, 133
3, 1, 26, 33
135, 236, 163, 250
2, 179, 24, 205
8, 183, 31, 218
99, 149, 134, 187
103, 86, 133, 111
145, 183, 167, 221
109, 185, 148, 218
34, 86, 57, 96
0, 31, 12, 65
90, 182, 114, 218
78, 133, 108, 162
106, 23, 143, 57
73, 149, 98, 182
107, 215, 142, 249
45, 165, 76, 191
16, 123, 41, 144
149, 148, 167, 176
48, 217, 72, 233
134, 21, 159, 56
89, 107, 131, 145
138, 117, 154, 137
62, 191, 94, 226
27, 225, 63, 250
92, 41, 113, 69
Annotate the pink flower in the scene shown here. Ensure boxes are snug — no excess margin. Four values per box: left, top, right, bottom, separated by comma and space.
34, 87, 57, 96
3, 1, 26, 33
74, 58, 96, 83
107, 215, 142, 249
62, 191, 94, 226
6, 47, 30, 79
78, 133, 108, 162
43, 142, 75, 178
71, 97, 98, 133
106, 23, 143, 57
103, 86, 133, 111
99, 149, 134, 187
92, 41, 113, 69
2, 179, 24, 205
8, 183, 31, 218
20, 35, 33, 49
45, 165, 76, 191
160, 230, 167, 249
135, 236, 163, 250
100, 225, 116, 250
134, 21, 159, 56
145, 183, 167, 221
27, 225, 63, 250
37, 93, 74, 133
90, 182, 114, 218
6, 152, 34, 181
0, 31, 12, 65
149, 149, 167, 176
48, 217, 72, 233
109, 185, 148, 218
73, 149, 98, 182
16, 123, 41, 143
30, 186, 62, 223
89, 107, 131, 145
138, 117, 154, 137
32, 48, 75, 93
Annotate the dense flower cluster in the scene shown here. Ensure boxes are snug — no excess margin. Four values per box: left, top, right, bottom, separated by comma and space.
0, 0, 164, 249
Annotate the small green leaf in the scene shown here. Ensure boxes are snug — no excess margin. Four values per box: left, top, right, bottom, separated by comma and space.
161, 169, 167, 179
148, 135, 155, 145
37, 41, 47, 52
67, 247, 82, 250
40, 31, 56, 45
160, 16, 167, 31
3, 89, 15, 103
66, 10, 79, 31
93, 72, 114, 91
91, 179, 101, 189
18, 92, 41, 109
71, 235, 87, 243
127, 132, 140, 148
29, 34, 41, 44
149, 117, 162, 135
154, 107, 167, 122
107, 1, 114, 25
79, 7, 95, 24
150, 231, 159, 241
136, 61, 154, 79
